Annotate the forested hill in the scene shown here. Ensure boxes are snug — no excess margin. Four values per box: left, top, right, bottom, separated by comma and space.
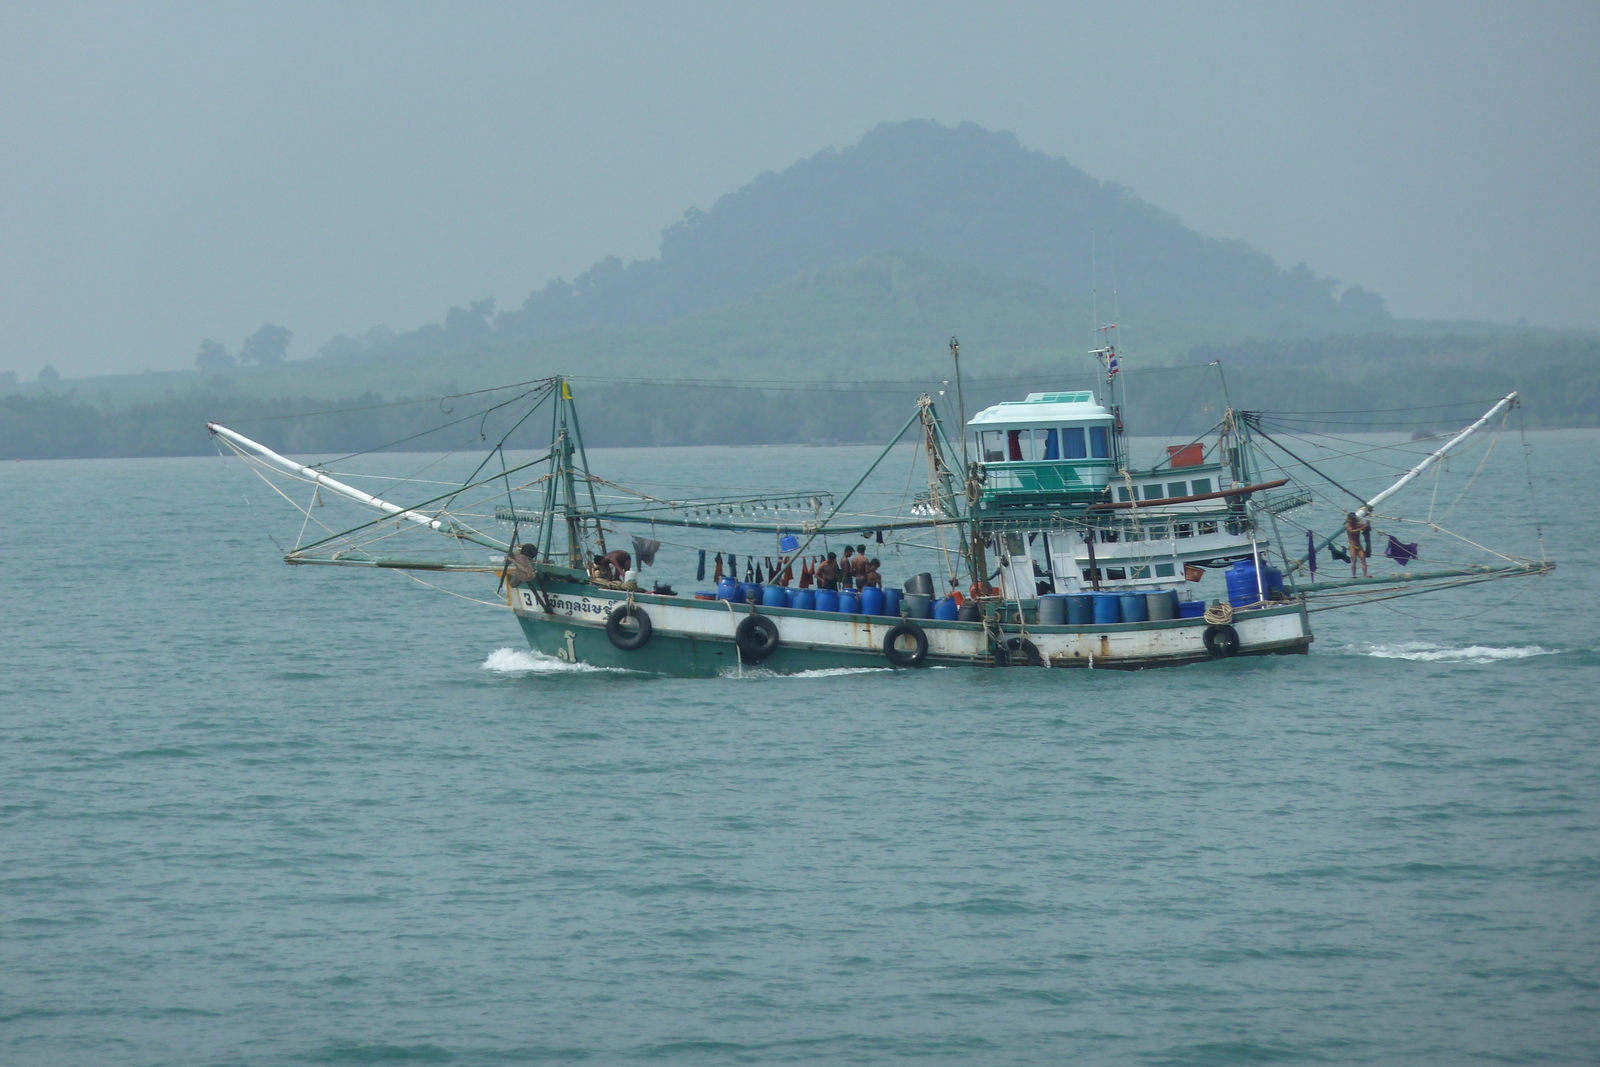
497, 121, 1386, 339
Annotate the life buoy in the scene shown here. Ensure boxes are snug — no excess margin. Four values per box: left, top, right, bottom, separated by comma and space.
1203, 623, 1241, 658
735, 613, 780, 663
883, 621, 929, 667
605, 603, 652, 651
993, 636, 1043, 666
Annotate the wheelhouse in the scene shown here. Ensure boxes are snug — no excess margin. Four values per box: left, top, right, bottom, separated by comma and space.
968, 392, 1119, 510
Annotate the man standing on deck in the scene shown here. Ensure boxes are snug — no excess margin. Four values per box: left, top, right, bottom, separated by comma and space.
851, 544, 870, 588
816, 552, 841, 591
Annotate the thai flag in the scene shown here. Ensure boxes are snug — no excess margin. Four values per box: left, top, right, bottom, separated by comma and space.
1105, 347, 1119, 378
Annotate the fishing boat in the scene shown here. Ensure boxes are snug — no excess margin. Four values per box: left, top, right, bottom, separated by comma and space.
208, 343, 1551, 675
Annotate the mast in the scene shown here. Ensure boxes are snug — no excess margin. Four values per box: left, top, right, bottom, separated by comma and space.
1356, 393, 1517, 520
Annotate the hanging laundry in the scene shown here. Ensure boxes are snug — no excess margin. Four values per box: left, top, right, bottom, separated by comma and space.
780, 556, 794, 586
1328, 539, 1351, 564
713, 552, 724, 582
728, 553, 737, 577
744, 558, 754, 582
630, 535, 660, 568
1385, 535, 1419, 566
799, 558, 814, 589
1306, 530, 1318, 578
697, 549, 706, 582
875, 529, 884, 544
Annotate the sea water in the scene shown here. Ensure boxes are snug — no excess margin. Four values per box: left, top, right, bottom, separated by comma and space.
2, 434, 1597, 1065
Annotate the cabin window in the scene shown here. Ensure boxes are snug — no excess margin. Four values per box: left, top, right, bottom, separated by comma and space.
980, 431, 1006, 463
1168, 482, 1188, 498
1082, 568, 1100, 582
1124, 525, 1143, 541
1063, 426, 1087, 459
1198, 521, 1218, 536
1105, 568, 1127, 580
1036, 428, 1060, 459
1100, 529, 1119, 543
1005, 532, 1026, 556
1175, 523, 1193, 538
1154, 563, 1177, 577
1007, 430, 1029, 461
1130, 566, 1151, 579
1190, 478, 1213, 496
1117, 486, 1132, 502
1090, 426, 1110, 458
1144, 485, 1166, 501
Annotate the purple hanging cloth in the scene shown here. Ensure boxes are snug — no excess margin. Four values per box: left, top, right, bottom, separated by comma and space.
1385, 535, 1419, 566
1307, 530, 1318, 578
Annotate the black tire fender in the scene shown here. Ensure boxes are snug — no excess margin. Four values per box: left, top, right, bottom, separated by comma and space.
735, 613, 781, 663
1203, 623, 1241, 658
883, 621, 929, 668
605, 603, 652, 651
994, 636, 1044, 666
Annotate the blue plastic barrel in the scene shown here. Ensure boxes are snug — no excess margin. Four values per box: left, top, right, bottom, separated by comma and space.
1264, 567, 1284, 599
1119, 593, 1149, 622
839, 589, 860, 615
883, 588, 903, 618
815, 589, 840, 612
1226, 561, 1261, 607
1067, 593, 1094, 625
792, 588, 816, 611
934, 596, 960, 621
717, 576, 741, 603
1092, 592, 1121, 624
1178, 599, 1207, 619
861, 586, 885, 616
763, 585, 788, 608
741, 582, 761, 605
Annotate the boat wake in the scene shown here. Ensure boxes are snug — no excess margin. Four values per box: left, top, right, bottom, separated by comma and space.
718, 666, 895, 680
480, 647, 631, 675
1335, 641, 1559, 664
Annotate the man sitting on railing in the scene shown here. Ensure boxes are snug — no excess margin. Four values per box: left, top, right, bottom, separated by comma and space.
1344, 513, 1370, 578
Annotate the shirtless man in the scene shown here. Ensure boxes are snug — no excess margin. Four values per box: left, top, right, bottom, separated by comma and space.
600, 549, 632, 582
850, 544, 870, 588
815, 552, 842, 591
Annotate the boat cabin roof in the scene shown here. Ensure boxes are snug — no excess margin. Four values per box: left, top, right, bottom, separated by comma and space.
968, 392, 1111, 427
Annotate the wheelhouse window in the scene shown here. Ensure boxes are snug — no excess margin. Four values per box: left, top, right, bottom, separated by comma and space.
1168, 482, 1189, 498
1035, 428, 1060, 460
1063, 427, 1087, 459
1190, 478, 1213, 496
1154, 563, 1177, 577
1117, 486, 1132, 502
1007, 429, 1029, 461
980, 431, 1006, 462
1144, 485, 1166, 501
1090, 425, 1110, 458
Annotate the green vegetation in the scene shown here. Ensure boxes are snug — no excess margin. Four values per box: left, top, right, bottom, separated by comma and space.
5, 120, 1594, 459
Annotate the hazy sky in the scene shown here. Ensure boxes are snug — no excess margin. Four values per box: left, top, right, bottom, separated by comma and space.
3, 1, 1596, 379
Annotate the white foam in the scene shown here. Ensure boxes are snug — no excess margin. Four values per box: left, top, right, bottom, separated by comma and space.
1337, 641, 1559, 664
718, 665, 894, 680
480, 647, 627, 674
